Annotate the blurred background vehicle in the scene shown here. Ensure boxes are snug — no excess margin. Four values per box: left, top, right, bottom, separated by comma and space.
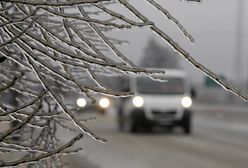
75, 95, 111, 114
64, 74, 130, 115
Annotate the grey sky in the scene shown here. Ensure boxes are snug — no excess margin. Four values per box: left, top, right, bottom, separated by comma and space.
108, 0, 248, 84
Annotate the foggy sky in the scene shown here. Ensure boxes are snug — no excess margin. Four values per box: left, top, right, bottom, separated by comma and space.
108, 0, 248, 84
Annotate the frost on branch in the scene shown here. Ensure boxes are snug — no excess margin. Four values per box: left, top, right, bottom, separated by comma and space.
0, 0, 247, 167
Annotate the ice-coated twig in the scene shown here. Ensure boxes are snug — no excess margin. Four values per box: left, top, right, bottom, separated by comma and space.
1, 0, 110, 6
78, 6, 137, 67
0, 7, 38, 27
0, 101, 40, 141
0, 4, 13, 12
37, 23, 101, 60
118, 0, 248, 101
17, 32, 131, 98
0, 49, 32, 69
1, 0, 247, 167
1, 141, 81, 155
0, 18, 35, 48
0, 133, 83, 167
95, 4, 154, 27
15, 24, 162, 74
0, 89, 48, 116
66, 21, 114, 63
0, 75, 20, 92
61, 16, 133, 97
25, 55, 107, 143
41, 7, 132, 29
145, 0, 194, 42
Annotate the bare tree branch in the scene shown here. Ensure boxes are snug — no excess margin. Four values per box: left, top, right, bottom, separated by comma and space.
117, 0, 248, 101
1, 0, 110, 6
0, 133, 83, 167
145, 0, 194, 42
0, 0, 247, 167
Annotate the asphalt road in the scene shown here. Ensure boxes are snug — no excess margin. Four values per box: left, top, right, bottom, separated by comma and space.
64, 104, 248, 168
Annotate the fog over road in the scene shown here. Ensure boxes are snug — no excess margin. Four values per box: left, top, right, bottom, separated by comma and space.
62, 104, 248, 168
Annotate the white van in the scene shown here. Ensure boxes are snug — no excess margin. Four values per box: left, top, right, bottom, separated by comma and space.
117, 69, 193, 134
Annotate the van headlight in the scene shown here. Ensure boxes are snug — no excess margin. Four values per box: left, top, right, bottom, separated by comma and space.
181, 96, 192, 108
99, 98, 110, 108
132, 96, 144, 108
76, 98, 86, 108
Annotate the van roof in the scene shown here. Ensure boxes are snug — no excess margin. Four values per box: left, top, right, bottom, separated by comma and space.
162, 69, 187, 78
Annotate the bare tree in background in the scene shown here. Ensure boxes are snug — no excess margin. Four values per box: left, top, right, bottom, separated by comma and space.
0, 0, 248, 167
140, 38, 180, 69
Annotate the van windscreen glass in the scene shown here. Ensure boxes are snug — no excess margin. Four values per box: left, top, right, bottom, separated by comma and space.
136, 77, 185, 95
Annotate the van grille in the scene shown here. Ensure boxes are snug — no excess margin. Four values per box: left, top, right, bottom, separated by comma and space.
151, 110, 176, 118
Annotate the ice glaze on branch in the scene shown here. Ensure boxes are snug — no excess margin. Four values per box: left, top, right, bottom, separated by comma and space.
146, 0, 194, 42
1, 0, 110, 6
1, 0, 247, 167
118, 0, 248, 101
0, 133, 83, 167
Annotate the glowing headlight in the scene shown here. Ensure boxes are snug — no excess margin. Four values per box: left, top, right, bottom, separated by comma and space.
99, 98, 110, 108
181, 96, 192, 108
132, 96, 144, 108
76, 98, 86, 107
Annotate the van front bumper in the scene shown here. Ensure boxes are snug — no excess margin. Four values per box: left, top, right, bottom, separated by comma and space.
130, 108, 188, 126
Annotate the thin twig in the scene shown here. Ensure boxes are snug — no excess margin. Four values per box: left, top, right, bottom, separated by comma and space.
118, 0, 248, 101
0, 133, 83, 167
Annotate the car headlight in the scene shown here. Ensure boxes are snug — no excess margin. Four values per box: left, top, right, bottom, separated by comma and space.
99, 98, 110, 108
76, 98, 86, 107
181, 96, 192, 108
132, 96, 144, 108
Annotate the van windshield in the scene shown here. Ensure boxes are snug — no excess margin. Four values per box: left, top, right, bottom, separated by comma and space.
136, 77, 185, 95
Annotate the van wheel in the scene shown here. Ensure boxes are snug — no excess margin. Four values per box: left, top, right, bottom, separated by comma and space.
181, 111, 192, 134
124, 115, 137, 133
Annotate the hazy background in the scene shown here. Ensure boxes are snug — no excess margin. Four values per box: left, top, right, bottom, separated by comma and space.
108, 0, 248, 85
63, 2, 248, 168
